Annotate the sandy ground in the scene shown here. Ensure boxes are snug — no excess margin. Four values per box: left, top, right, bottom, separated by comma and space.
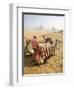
24, 31, 63, 74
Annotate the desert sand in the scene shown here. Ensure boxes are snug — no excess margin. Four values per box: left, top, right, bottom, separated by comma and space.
24, 31, 63, 74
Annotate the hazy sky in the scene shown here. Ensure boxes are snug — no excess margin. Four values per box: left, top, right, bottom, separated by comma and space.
24, 14, 64, 31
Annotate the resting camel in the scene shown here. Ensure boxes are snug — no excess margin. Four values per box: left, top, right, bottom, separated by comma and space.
25, 37, 57, 65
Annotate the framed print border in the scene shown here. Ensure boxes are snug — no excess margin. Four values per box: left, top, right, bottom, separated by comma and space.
9, 4, 71, 86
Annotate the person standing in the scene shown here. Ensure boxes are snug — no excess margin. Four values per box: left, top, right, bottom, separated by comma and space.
31, 36, 41, 65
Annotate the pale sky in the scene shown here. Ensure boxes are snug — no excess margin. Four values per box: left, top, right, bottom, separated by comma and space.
24, 14, 64, 32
